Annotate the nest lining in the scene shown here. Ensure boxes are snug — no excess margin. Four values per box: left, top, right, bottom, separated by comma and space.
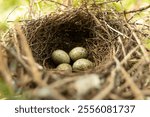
23, 8, 127, 69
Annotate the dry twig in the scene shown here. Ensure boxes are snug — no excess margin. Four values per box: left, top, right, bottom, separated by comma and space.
92, 69, 115, 100
0, 45, 14, 90
15, 24, 47, 87
114, 57, 144, 99
124, 4, 150, 14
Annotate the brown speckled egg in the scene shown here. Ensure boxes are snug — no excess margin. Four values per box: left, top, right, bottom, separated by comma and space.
69, 47, 88, 61
52, 50, 70, 64
73, 59, 94, 71
56, 63, 72, 72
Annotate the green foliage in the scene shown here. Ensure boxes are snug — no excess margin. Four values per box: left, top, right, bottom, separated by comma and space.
143, 0, 150, 3
35, 1, 56, 14
0, 0, 21, 12
122, 0, 137, 10
0, 22, 8, 32
73, 0, 81, 7
0, 78, 12, 99
0, 78, 27, 100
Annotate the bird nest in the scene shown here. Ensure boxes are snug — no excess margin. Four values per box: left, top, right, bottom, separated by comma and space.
0, 5, 150, 100
23, 8, 121, 69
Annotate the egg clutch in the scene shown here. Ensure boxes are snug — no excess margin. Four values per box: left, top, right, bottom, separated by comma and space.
51, 47, 94, 72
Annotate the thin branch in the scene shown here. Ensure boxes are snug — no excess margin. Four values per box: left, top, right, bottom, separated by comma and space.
123, 4, 150, 14
114, 57, 144, 99
4, 6, 18, 22
1, 44, 32, 75
120, 45, 139, 65
92, 69, 115, 100
126, 23, 150, 63
106, 23, 129, 38
0, 45, 14, 91
15, 24, 47, 87
118, 36, 126, 57
49, 76, 78, 88
108, 93, 124, 100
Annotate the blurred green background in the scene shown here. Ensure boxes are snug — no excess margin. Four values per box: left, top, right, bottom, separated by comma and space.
0, 0, 150, 22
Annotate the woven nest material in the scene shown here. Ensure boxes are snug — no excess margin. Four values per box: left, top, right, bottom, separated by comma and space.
0, 6, 150, 100
23, 8, 123, 69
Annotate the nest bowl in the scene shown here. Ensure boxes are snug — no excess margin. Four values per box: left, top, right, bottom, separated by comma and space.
23, 8, 127, 70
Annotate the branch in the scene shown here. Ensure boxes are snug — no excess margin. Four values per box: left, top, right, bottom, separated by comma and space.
15, 24, 47, 87
114, 57, 144, 99
123, 4, 150, 14
92, 69, 115, 100
0, 45, 14, 91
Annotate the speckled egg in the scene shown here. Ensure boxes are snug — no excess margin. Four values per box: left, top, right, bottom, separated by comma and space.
72, 59, 94, 71
56, 63, 72, 72
51, 50, 70, 64
69, 47, 88, 61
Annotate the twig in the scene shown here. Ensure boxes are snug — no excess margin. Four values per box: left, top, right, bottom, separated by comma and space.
49, 76, 78, 88
142, 89, 150, 96
1, 44, 32, 75
126, 23, 150, 63
114, 57, 144, 99
132, 22, 150, 28
128, 57, 146, 74
106, 23, 129, 38
116, 82, 129, 93
47, 88, 67, 99
121, 89, 150, 98
118, 36, 126, 57
15, 24, 47, 87
88, 11, 112, 38
92, 69, 115, 100
28, 0, 34, 19
7, 20, 31, 23
108, 93, 124, 100
121, 91, 133, 98
0, 45, 14, 91
4, 6, 18, 22
120, 45, 139, 65
123, 4, 150, 14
